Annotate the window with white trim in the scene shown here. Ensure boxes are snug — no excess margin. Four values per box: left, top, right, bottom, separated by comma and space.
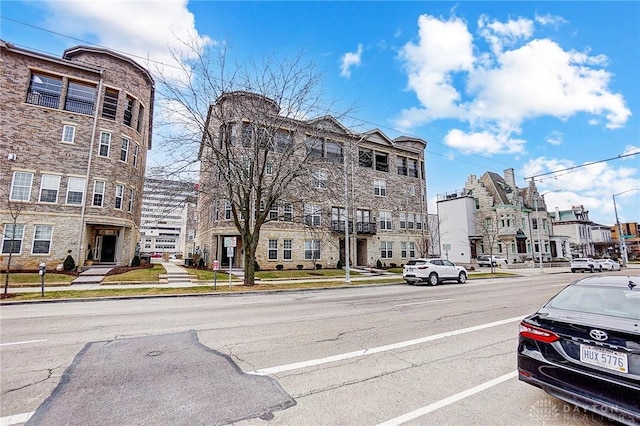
416, 214, 423, 230
123, 96, 134, 126
66, 177, 85, 205
266, 162, 273, 176
10, 171, 33, 201
381, 241, 393, 259
62, 125, 76, 143
92, 180, 105, 207
132, 144, 139, 167
407, 213, 415, 229
224, 201, 232, 220
127, 188, 134, 212
269, 203, 278, 221
311, 169, 327, 189
268, 239, 278, 260
402, 242, 416, 258
401, 242, 407, 258
39, 174, 60, 203
304, 204, 321, 227
120, 137, 130, 162
304, 240, 320, 260
99, 132, 111, 157
379, 211, 392, 230
283, 239, 292, 260
115, 184, 124, 209
283, 203, 293, 222
374, 179, 386, 196
32, 225, 53, 254
399, 213, 406, 229
2, 224, 24, 254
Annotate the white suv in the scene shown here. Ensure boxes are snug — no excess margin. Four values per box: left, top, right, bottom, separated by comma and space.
403, 258, 467, 285
570, 258, 601, 273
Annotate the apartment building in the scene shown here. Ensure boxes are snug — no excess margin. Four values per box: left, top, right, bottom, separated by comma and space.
437, 169, 570, 264
140, 177, 197, 257
0, 41, 154, 269
196, 91, 428, 269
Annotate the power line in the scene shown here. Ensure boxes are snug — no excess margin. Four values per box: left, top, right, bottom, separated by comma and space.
524, 151, 639, 181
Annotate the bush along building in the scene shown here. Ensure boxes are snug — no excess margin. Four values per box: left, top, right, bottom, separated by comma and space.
437, 168, 571, 265
196, 91, 429, 273
0, 40, 154, 270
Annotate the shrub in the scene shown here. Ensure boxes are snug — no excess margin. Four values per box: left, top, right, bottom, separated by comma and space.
390, 263, 397, 268
63, 255, 76, 271
254, 260, 260, 272
376, 259, 382, 269
131, 255, 141, 267
275, 264, 284, 271
315, 263, 322, 270
296, 264, 304, 270
336, 259, 344, 269
198, 258, 205, 269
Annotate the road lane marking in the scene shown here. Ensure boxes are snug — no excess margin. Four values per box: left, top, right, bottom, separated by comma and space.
394, 298, 453, 307
376, 371, 518, 425
0, 339, 47, 347
1, 411, 34, 425
248, 316, 523, 375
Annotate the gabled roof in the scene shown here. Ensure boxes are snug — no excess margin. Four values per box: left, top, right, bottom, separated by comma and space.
362, 128, 394, 147
479, 171, 513, 205
305, 115, 351, 136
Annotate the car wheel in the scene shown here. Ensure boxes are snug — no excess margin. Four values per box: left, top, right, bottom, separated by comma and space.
457, 272, 467, 284
405, 280, 414, 285
428, 272, 439, 286
589, 266, 594, 273
571, 269, 576, 273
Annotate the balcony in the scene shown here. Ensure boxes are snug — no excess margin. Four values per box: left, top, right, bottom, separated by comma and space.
331, 221, 377, 235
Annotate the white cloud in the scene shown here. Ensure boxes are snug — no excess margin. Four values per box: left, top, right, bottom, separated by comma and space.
545, 131, 563, 145
41, 0, 213, 82
534, 13, 568, 28
396, 13, 632, 154
340, 43, 363, 78
444, 128, 526, 155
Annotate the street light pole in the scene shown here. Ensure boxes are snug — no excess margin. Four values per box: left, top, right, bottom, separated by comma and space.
612, 194, 625, 267
343, 141, 351, 284
534, 190, 561, 271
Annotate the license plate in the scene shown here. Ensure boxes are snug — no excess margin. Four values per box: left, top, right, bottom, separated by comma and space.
580, 344, 628, 373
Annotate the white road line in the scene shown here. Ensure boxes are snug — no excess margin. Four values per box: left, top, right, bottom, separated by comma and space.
0, 339, 47, 347
1, 411, 34, 426
376, 371, 518, 425
394, 298, 453, 307
248, 315, 523, 375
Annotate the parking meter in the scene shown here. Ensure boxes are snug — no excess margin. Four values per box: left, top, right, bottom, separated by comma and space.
39, 262, 46, 296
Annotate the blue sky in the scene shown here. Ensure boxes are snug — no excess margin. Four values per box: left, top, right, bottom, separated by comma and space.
2, 1, 639, 226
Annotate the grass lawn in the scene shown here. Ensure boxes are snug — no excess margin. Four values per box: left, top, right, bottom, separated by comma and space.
0, 272, 74, 286
102, 264, 165, 283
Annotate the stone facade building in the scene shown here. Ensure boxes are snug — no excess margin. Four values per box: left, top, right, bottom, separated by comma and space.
0, 41, 154, 270
549, 205, 596, 257
196, 91, 428, 270
437, 168, 570, 265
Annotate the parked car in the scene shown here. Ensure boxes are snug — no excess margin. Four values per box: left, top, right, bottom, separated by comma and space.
477, 255, 507, 267
403, 258, 467, 285
595, 259, 621, 271
570, 257, 601, 273
518, 275, 640, 425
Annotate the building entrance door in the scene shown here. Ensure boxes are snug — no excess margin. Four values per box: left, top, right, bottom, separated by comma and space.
101, 235, 117, 263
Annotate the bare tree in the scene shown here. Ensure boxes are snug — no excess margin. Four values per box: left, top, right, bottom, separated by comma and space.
153, 39, 351, 285
1, 194, 27, 297
479, 213, 502, 273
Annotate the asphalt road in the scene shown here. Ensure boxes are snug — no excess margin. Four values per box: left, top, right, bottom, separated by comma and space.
1, 272, 625, 425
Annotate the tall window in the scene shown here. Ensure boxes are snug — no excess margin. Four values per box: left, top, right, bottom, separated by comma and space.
407, 159, 418, 177
120, 137, 130, 162
396, 157, 407, 175
123, 96, 134, 126
311, 169, 327, 189
32, 225, 53, 254
283, 203, 293, 222
409, 242, 416, 258
305, 138, 323, 159
304, 240, 320, 260
375, 152, 389, 172
92, 181, 105, 207
10, 171, 34, 201
39, 174, 61, 203
132, 144, 139, 167
532, 218, 538, 230
401, 242, 408, 258
136, 105, 145, 133
102, 88, 119, 120
99, 132, 111, 157
304, 204, 322, 227
416, 214, 423, 230
381, 241, 393, 259
275, 132, 292, 153
325, 141, 343, 162
283, 239, 292, 260
359, 149, 373, 168
66, 177, 85, 205
224, 201, 232, 220
115, 184, 124, 209
268, 239, 278, 260
269, 204, 279, 221
26, 72, 62, 109
2, 224, 24, 254
379, 211, 392, 230
407, 213, 415, 229
64, 81, 96, 115
62, 125, 76, 143
374, 179, 386, 196
128, 188, 134, 212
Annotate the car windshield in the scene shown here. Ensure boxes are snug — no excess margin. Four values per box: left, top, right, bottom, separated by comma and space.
546, 285, 640, 319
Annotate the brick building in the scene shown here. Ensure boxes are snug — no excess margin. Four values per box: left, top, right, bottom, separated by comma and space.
0, 41, 154, 270
196, 91, 428, 270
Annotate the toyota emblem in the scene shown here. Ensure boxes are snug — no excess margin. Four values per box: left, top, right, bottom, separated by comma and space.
589, 329, 608, 341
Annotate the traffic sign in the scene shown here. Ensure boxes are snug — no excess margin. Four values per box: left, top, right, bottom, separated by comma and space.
224, 237, 237, 247
213, 260, 219, 271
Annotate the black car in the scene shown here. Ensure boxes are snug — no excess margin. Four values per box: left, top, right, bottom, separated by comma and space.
518, 275, 640, 425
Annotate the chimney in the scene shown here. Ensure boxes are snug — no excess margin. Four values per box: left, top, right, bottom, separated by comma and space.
504, 168, 516, 190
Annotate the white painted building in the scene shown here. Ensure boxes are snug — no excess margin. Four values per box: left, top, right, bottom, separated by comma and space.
436, 194, 477, 264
